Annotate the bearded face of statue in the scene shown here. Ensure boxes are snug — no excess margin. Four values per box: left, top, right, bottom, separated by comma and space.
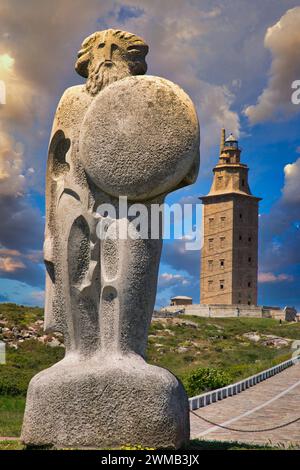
75, 29, 149, 96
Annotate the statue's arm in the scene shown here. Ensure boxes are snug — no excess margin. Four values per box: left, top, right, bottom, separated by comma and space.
44, 85, 85, 258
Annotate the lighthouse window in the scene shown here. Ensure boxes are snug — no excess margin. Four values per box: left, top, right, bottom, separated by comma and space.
242, 179, 245, 187
220, 237, 225, 248
220, 259, 225, 268
217, 176, 223, 188
208, 260, 213, 271
220, 280, 225, 290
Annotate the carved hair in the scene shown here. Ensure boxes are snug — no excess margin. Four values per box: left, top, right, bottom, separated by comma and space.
75, 29, 148, 78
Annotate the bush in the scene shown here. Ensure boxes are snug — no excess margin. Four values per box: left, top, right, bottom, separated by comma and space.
0, 367, 30, 396
0, 340, 64, 397
183, 367, 232, 397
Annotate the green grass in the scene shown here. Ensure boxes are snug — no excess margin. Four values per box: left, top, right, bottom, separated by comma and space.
0, 340, 64, 396
0, 439, 297, 450
0, 305, 300, 440
0, 440, 24, 450
147, 316, 300, 386
188, 439, 298, 450
0, 303, 43, 328
0, 396, 25, 437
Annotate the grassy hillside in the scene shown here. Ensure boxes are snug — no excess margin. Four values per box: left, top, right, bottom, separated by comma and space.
148, 316, 300, 381
0, 303, 300, 437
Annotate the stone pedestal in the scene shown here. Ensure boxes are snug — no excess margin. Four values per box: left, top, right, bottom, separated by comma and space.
21, 355, 189, 449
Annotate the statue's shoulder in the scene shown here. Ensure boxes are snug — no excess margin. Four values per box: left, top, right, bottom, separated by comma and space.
53, 85, 92, 133
57, 84, 89, 110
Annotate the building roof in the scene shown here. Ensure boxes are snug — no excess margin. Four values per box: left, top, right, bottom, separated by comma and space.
225, 133, 237, 142
170, 296, 192, 300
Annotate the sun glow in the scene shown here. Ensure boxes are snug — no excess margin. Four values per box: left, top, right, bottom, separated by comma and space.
0, 53, 14, 71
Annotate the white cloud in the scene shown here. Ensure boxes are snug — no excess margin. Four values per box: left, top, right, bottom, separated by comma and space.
0, 256, 25, 272
282, 158, 300, 203
0, 130, 25, 196
245, 7, 300, 124
120, 1, 240, 150
258, 272, 294, 283
159, 272, 190, 288
30, 290, 45, 304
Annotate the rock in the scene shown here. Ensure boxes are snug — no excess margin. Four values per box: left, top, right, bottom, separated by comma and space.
48, 338, 61, 348
243, 332, 261, 342
21, 332, 31, 339
163, 329, 175, 336
37, 335, 48, 344
261, 336, 290, 348
177, 347, 189, 353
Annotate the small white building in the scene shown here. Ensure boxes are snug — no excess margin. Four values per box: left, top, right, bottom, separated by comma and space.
170, 296, 193, 307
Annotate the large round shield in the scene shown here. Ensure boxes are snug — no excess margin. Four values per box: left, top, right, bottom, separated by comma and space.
79, 75, 199, 200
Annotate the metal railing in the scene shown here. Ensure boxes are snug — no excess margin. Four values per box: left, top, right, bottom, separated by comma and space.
189, 356, 300, 410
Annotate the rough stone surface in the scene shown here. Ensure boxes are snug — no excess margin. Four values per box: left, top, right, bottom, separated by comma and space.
80, 75, 199, 200
21, 28, 200, 449
22, 355, 189, 449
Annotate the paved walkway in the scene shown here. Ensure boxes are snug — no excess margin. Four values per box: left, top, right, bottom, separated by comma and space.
190, 362, 300, 447
0, 437, 19, 441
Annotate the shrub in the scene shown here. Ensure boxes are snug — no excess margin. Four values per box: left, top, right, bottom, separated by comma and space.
183, 367, 232, 397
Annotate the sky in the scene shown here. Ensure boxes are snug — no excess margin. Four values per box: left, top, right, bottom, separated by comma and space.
0, 0, 300, 309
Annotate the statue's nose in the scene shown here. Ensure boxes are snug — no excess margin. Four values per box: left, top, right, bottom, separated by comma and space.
103, 44, 113, 62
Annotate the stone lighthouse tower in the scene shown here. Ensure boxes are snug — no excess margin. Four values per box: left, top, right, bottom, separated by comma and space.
200, 129, 261, 306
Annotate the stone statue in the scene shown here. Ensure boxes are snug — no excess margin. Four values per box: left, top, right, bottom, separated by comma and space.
21, 29, 200, 449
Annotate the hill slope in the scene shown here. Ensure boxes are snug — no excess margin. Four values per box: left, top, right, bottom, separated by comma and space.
0, 303, 300, 437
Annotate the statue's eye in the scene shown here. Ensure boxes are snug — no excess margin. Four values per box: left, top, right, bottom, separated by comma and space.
98, 43, 105, 48
127, 48, 141, 55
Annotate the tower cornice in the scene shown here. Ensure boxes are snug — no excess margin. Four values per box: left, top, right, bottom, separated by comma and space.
200, 192, 262, 203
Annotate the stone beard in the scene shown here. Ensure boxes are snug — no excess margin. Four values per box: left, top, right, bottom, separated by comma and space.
86, 59, 131, 95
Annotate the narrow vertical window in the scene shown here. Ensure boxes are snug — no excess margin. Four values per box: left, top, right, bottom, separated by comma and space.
220, 237, 225, 249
